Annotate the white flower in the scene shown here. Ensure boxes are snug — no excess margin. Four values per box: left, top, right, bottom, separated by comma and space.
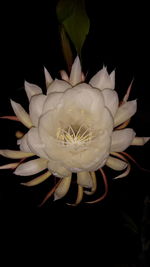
0, 57, 149, 205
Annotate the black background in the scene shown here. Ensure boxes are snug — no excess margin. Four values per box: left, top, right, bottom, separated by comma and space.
0, 1, 150, 265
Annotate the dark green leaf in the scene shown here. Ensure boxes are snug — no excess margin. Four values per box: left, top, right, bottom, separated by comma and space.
57, 0, 90, 55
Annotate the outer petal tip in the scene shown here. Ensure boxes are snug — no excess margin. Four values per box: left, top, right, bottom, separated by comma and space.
44, 67, 53, 88
69, 56, 82, 86
131, 137, 150, 146
24, 80, 42, 101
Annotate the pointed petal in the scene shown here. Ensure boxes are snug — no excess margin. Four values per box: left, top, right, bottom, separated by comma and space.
106, 156, 127, 170
27, 127, 48, 159
114, 100, 137, 127
69, 56, 82, 86
39, 180, 62, 207
47, 79, 71, 94
60, 70, 69, 82
44, 67, 53, 89
54, 176, 72, 201
89, 67, 114, 90
131, 137, 150, 146
77, 171, 93, 188
113, 163, 131, 179
0, 149, 34, 159
24, 81, 42, 101
14, 158, 48, 176
109, 70, 115, 89
0, 162, 19, 169
29, 94, 46, 126
21, 171, 51, 186
10, 100, 33, 128
102, 88, 119, 117
123, 79, 134, 102
111, 128, 136, 152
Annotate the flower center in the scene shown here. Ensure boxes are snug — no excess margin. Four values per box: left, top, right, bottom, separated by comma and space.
56, 124, 94, 146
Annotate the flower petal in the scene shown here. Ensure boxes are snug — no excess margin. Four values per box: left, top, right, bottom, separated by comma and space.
10, 100, 33, 128
77, 171, 93, 188
106, 156, 127, 170
0, 149, 34, 159
18, 134, 31, 153
54, 176, 72, 201
29, 94, 46, 126
14, 158, 48, 176
69, 56, 82, 86
27, 127, 48, 159
111, 128, 136, 152
47, 79, 71, 94
89, 67, 114, 90
42, 92, 63, 113
44, 67, 53, 89
60, 70, 69, 82
21, 171, 51, 186
109, 70, 115, 89
114, 100, 137, 127
24, 81, 42, 101
0, 162, 19, 169
102, 88, 119, 117
131, 137, 150, 146
113, 163, 131, 179
48, 160, 71, 178
84, 172, 97, 195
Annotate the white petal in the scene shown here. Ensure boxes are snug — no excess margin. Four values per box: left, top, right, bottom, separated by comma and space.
131, 137, 150, 146
98, 107, 114, 134
60, 70, 69, 82
114, 100, 137, 127
77, 172, 93, 188
89, 67, 114, 90
10, 100, 33, 128
42, 91, 63, 113
106, 156, 127, 170
14, 158, 48, 176
24, 81, 42, 101
29, 94, 46, 126
84, 172, 97, 195
19, 134, 31, 153
69, 56, 82, 86
109, 70, 115, 89
21, 171, 51, 186
27, 127, 48, 159
47, 79, 71, 94
102, 88, 119, 117
48, 160, 71, 178
0, 149, 34, 159
44, 67, 53, 89
111, 128, 136, 152
54, 176, 72, 201
113, 164, 131, 179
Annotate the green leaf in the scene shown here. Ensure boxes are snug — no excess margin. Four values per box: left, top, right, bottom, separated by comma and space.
60, 26, 73, 72
56, 0, 75, 22
57, 0, 90, 55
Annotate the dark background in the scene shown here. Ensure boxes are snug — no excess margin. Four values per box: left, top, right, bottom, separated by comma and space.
0, 1, 150, 266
